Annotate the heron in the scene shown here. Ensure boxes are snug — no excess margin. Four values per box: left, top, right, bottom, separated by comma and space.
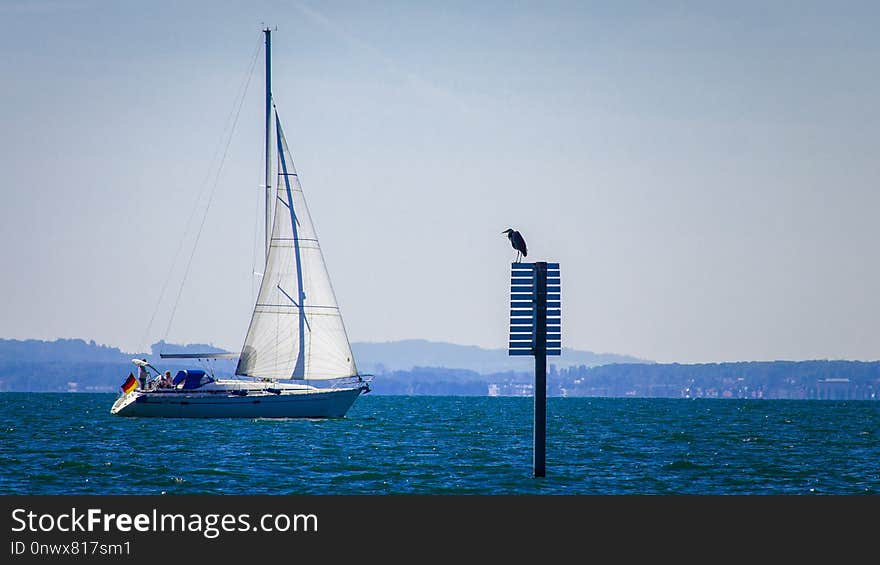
502, 228, 528, 263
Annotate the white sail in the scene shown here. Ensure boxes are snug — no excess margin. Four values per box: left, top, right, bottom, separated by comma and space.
235, 113, 357, 380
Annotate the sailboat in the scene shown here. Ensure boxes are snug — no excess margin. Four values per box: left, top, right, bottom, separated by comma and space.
111, 29, 370, 418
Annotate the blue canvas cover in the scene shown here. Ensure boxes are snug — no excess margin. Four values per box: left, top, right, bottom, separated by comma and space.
172, 370, 214, 390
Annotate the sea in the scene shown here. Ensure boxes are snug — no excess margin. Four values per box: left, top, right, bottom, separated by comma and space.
1, 393, 878, 495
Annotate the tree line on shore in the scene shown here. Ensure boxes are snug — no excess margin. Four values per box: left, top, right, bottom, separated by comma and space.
1, 339, 877, 399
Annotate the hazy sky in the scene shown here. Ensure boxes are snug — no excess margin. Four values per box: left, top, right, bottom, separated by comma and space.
1, 1, 878, 363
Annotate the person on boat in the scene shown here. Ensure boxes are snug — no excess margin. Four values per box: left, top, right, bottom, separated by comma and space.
137, 360, 149, 390
159, 371, 173, 389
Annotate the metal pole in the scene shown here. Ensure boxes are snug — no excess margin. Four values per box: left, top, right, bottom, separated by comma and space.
534, 261, 547, 477
263, 27, 272, 263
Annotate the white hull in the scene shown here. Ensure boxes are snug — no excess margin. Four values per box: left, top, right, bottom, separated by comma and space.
111, 383, 365, 418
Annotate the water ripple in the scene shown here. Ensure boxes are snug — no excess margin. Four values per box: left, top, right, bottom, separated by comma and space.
1, 394, 879, 494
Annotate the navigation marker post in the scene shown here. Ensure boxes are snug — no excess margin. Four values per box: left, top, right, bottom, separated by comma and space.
508, 261, 561, 477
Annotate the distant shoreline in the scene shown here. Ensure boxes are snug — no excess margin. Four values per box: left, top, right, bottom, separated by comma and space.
0, 338, 876, 399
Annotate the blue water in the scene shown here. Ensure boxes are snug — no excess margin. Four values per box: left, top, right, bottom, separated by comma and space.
1, 393, 878, 494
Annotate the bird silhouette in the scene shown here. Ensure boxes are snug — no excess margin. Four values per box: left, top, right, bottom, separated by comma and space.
502, 228, 528, 262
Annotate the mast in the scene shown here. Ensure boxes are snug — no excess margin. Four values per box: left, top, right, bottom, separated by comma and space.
263, 27, 272, 262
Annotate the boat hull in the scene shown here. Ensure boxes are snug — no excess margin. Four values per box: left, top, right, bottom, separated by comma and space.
111, 386, 364, 418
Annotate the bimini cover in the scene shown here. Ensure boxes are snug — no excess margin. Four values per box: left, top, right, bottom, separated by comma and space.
172, 370, 214, 390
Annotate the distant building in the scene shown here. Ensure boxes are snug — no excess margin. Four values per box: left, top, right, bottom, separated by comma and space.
486, 382, 533, 397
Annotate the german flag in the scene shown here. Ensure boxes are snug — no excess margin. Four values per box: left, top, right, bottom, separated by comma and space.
121, 372, 138, 394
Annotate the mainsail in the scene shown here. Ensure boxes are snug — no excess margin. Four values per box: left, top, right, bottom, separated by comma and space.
236, 112, 357, 380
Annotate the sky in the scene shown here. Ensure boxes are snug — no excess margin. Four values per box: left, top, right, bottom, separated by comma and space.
1, 0, 878, 364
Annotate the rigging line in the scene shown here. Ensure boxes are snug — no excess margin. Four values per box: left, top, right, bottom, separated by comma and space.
161, 36, 262, 345
252, 140, 264, 305
252, 70, 268, 305
140, 35, 263, 353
